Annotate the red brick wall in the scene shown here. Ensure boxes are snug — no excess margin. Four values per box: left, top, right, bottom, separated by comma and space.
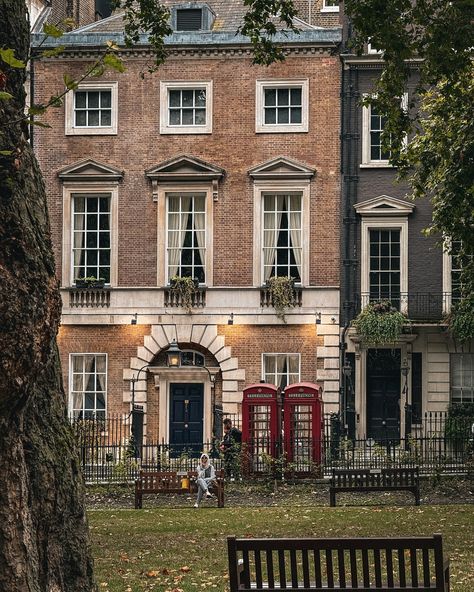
34, 50, 340, 288
58, 323, 320, 434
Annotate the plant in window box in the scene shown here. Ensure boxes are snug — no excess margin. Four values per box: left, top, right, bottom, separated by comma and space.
353, 300, 408, 345
74, 276, 106, 289
266, 276, 295, 322
169, 275, 199, 313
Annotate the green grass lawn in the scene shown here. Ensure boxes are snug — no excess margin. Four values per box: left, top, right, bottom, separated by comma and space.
90, 504, 474, 592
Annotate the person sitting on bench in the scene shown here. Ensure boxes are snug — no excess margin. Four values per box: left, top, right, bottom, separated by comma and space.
194, 453, 216, 508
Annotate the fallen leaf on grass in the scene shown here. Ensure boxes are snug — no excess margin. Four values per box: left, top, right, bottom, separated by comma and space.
146, 570, 160, 577
180, 565, 191, 572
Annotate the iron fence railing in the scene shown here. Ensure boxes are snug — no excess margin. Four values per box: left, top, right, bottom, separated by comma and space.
358, 292, 454, 320
70, 411, 473, 483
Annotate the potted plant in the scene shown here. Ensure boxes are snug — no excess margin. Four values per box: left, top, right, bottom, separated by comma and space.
353, 300, 408, 345
266, 276, 295, 322
75, 276, 106, 289
169, 275, 199, 313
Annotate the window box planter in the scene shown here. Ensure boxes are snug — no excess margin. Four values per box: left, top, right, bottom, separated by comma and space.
74, 277, 106, 289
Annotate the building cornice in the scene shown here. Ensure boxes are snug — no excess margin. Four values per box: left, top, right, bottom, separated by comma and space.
31, 30, 342, 59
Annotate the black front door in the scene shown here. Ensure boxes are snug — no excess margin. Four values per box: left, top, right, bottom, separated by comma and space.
169, 383, 204, 456
366, 349, 401, 442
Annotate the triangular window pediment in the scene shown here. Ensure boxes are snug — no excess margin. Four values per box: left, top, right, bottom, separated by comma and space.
58, 159, 123, 182
354, 195, 415, 216
145, 155, 225, 182
248, 157, 315, 180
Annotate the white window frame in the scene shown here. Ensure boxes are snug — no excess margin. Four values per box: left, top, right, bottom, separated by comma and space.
252, 179, 310, 287
360, 218, 409, 313
65, 82, 118, 136
321, 0, 339, 13
156, 183, 214, 286
443, 239, 471, 313
69, 353, 108, 418
160, 81, 213, 134
361, 93, 408, 167
262, 353, 301, 388
62, 184, 119, 287
450, 353, 474, 404
165, 191, 207, 285
256, 79, 309, 133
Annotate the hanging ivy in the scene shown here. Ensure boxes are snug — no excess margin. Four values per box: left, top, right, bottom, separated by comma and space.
353, 300, 408, 346
169, 275, 198, 313
266, 276, 295, 322
447, 295, 474, 343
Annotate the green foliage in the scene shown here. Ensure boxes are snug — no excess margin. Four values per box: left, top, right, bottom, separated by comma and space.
239, 0, 299, 65
63, 73, 79, 90
345, 0, 474, 324
103, 52, 126, 73
0, 48, 26, 68
39, 46, 66, 59
445, 402, 474, 440
353, 300, 408, 346
448, 294, 474, 343
111, 0, 172, 71
43, 23, 64, 38
169, 275, 199, 313
266, 276, 295, 322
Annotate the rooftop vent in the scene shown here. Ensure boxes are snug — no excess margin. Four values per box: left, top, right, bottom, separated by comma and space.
176, 8, 202, 31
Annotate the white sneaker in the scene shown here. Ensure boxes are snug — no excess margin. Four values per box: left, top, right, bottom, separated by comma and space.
206, 492, 214, 499
193, 502, 199, 508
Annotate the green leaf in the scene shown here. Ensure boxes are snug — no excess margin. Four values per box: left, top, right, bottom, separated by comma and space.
28, 104, 47, 116
49, 95, 63, 107
26, 119, 52, 128
106, 40, 120, 51
0, 48, 26, 68
43, 23, 64, 38
89, 64, 105, 77
103, 53, 125, 73
0, 150, 13, 155
63, 73, 78, 90
40, 46, 66, 58
0, 91, 13, 100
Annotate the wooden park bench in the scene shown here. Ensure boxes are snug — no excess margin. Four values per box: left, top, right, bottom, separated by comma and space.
135, 469, 224, 509
329, 467, 421, 507
227, 534, 450, 591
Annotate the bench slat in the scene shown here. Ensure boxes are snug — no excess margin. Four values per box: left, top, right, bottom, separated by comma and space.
386, 547, 394, 588
278, 549, 286, 588
313, 549, 322, 588
254, 549, 263, 589
290, 548, 298, 588
266, 549, 275, 589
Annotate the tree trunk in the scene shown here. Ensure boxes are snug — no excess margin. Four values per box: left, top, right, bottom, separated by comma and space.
0, 1, 96, 590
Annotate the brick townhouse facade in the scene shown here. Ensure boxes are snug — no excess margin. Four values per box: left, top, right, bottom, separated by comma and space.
339, 17, 474, 442
32, 1, 343, 447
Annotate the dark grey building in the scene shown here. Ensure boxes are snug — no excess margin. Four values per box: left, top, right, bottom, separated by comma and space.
339, 18, 472, 442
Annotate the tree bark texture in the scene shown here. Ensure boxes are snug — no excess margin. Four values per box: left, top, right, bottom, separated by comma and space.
0, 1, 96, 590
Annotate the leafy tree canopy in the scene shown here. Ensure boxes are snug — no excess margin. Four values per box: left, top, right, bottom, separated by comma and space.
345, 0, 474, 340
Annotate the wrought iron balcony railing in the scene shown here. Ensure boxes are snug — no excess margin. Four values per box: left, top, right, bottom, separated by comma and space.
359, 292, 456, 321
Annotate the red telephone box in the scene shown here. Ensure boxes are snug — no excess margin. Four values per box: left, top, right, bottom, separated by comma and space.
242, 383, 281, 472
283, 382, 323, 474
